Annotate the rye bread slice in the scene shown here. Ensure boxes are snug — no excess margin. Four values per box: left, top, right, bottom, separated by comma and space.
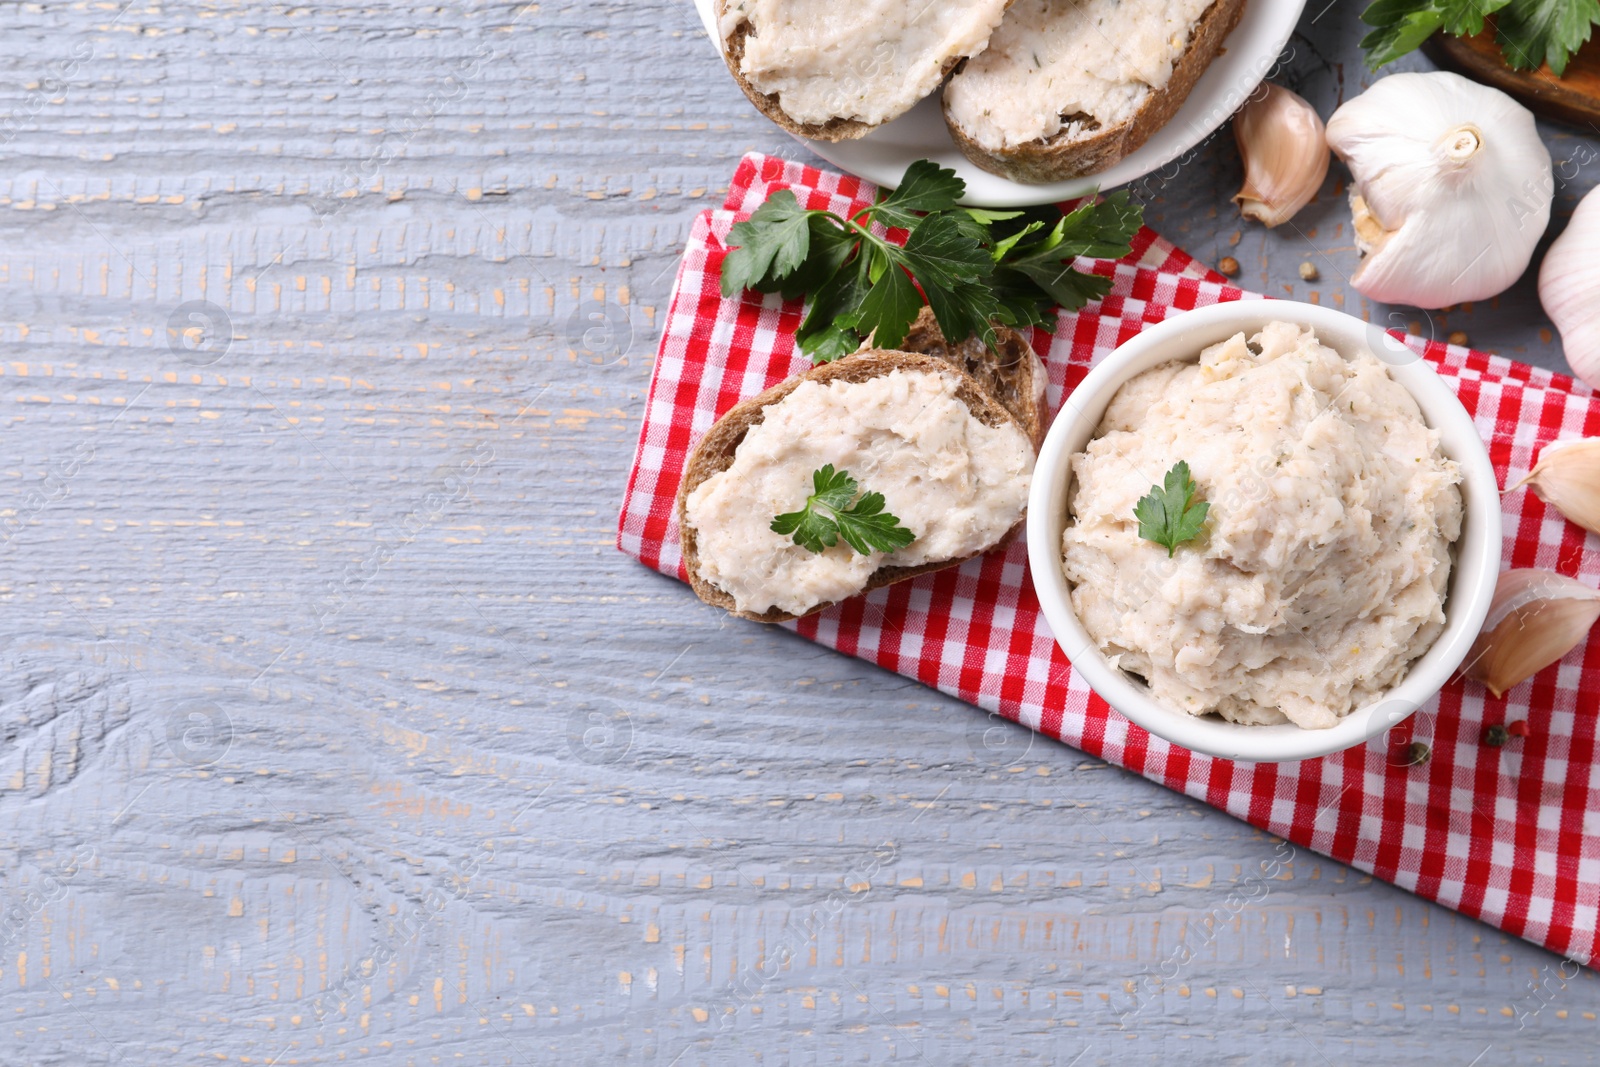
717, 0, 1013, 143
943, 0, 1248, 183
676, 320, 1043, 623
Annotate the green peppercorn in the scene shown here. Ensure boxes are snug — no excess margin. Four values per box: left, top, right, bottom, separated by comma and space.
1407, 741, 1432, 767
1483, 724, 1509, 748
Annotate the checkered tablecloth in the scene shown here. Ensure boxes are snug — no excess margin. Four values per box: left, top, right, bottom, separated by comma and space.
618, 153, 1600, 966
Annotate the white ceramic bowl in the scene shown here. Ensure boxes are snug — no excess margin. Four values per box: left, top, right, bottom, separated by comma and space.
1026, 301, 1502, 763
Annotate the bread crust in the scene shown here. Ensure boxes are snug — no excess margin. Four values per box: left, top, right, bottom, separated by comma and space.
944, 0, 1249, 183
676, 320, 1044, 623
901, 307, 1047, 450
716, 0, 1012, 143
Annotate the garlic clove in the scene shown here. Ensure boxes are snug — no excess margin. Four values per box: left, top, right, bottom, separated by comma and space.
1325, 72, 1553, 310
1539, 185, 1600, 391
1508, 437, 1600, 536
1233, 84, 1330, 228
1465, 569, 1600, 698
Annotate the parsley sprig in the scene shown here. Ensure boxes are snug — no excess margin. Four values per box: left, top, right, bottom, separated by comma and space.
721, 159, 1143, 364
1361, 0, 1600, 75
1134, 461, 1210, 558
771, 465, 917, 556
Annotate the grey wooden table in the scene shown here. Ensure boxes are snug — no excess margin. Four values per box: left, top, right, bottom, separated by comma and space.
1, 2, 1597, 1065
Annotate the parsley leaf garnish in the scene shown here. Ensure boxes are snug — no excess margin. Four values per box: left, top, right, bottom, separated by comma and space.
721, 160, 1143, 363
1498, 0, 1600, 75
1359, 0, 1599, 73
1134, 461, 1210, 558
993, 192, 1144, 317
770, 465, 917, 556
869, 158, 967, 231
720, 189, 815, 295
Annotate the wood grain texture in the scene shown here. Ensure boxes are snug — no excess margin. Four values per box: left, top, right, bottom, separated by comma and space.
0, 2, 1596, 1066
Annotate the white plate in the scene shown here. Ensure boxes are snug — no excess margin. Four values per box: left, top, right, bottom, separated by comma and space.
693, 0, 1307, 207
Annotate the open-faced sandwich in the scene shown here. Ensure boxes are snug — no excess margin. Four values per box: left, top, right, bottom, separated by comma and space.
714, 0, 1015, 141
943, 0, 1249, 182
710, 0, 1248, 181
678, 311, 1044, 621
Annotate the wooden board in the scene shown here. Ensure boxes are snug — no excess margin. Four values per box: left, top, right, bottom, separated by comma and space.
1425, 29, 1600, 128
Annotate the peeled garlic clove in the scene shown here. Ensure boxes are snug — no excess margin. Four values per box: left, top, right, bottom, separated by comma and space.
1325, 72, 1553, 310
1508, 438, 1600, 536
1539, 185, 1600, 390
1465, 569, 1600, 698
1233, 84, 1330, 228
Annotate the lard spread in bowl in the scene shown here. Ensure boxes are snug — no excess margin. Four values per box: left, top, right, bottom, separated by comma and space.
1024, 302, 1497, 767
1061, 321, 1464, 730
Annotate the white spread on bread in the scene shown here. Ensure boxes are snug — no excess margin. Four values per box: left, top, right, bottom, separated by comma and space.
1060, 323, 1463, 729
686, 368, 1034, 617
719, 0, 1011, 128
945, 0, 1215, 151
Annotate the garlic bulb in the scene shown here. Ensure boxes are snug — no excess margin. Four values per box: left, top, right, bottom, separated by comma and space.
1325, 72, 1553, 310
1234, 84, 1330, 228
1540, 186, 1600, 390
1508, 438, 1600, 536
1466, 569, 1600, 698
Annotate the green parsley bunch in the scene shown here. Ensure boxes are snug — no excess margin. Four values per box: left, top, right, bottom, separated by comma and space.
720, 160, 1143, 364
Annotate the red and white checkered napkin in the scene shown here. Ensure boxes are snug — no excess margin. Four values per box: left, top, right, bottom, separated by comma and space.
618, 153, 1600, 965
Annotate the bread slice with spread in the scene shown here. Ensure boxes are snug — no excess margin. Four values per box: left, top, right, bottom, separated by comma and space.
943, 0, 1248, 182
716, 0, 1014, 142
678, 313, 1045, 622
